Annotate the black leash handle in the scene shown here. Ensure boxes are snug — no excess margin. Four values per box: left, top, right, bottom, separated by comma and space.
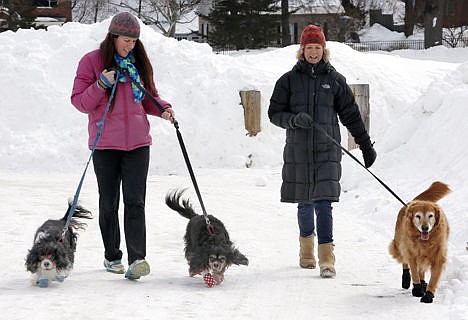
312, 122, 408, 207
133, 81, 211, 223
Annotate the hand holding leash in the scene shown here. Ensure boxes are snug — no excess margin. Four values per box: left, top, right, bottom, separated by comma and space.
360, 140, 377, 168
289, 112, 314, 129
98, 69, 116, 89
162, 107, 176, 124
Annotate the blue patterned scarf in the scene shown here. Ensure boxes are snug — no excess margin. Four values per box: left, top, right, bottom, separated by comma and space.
114, 52, 145, 103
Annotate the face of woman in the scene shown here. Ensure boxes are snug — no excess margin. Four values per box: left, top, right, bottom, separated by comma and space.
114, 36, 138, 57
303, 44, 323, 64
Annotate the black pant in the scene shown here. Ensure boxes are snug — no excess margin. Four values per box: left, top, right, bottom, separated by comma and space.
93, 146, 149, 265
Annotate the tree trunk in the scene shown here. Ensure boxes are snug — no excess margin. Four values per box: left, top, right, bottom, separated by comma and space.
281, 0, 290, 46
424, 0, 444, 48
404, 0, 415, 37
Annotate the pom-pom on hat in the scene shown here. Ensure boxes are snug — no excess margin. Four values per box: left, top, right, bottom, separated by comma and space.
108, 12, 140, 38
300, 25, 326, 47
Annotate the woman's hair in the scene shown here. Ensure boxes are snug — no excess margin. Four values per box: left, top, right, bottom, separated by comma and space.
99, 33, 158, 96
296, 45, 330, 62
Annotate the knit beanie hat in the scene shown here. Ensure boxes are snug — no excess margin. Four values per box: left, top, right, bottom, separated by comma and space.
300, 25, 326, 47
108, 12, 140, 38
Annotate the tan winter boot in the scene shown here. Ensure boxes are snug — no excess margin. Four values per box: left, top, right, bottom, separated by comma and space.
299, 236, 316, 269
318, 243, 336, 278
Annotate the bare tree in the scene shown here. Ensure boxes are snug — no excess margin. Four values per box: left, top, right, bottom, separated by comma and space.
114, 0, 201, 37
72, 0, 118, 23
443, 26, 468, 47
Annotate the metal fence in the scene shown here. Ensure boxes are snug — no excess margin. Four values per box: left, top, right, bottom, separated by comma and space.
345, 37, 468, 52
213, 37, 468, 54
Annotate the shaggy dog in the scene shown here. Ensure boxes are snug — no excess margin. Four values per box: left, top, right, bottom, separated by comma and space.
25, 202, 92, 288
389, 181, 451, 303
165, 189, 248, 287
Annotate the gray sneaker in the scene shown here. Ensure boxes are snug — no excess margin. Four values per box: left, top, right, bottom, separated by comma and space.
104, 259, 125, 274
125, 259, 150, 280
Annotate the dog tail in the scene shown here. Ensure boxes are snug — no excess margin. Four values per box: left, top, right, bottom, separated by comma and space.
165, 188, 197, 219
62, 200, 93, 231
413, 181, 451, 203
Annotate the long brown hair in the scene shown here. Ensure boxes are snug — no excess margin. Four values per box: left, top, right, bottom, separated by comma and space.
99, 33, 158, 96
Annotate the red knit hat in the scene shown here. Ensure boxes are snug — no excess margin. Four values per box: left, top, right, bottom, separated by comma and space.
108, 12, 140, 38
300, 25, 326, 47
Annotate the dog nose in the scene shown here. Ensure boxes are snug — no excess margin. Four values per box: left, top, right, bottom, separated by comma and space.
44, 261, 50, 268
422, 225, 429, 232
213, 262, 219, 268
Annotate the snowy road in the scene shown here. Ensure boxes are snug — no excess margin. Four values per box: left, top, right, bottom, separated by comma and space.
0, 168, 456, 319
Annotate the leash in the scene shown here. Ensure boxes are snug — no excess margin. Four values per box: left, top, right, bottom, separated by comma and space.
130, 79, 214, 235
311, 122, 408, 207
61, 71, 121, 238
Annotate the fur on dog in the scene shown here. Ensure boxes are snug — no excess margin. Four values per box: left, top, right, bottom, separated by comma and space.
165, 189, 248, 286
389, 181, 450, 303
25, 202, 92, 287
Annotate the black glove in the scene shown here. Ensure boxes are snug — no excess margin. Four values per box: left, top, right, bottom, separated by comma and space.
289, 112, 313, 129
360, 140, 377, 168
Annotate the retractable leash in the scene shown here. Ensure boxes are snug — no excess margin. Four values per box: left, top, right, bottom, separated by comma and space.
131, 79, 214, 234
61, 71, 121, 239
311, 122, 408, 207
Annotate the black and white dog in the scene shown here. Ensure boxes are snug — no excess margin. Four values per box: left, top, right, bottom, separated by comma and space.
165, 189, 248, 287
25, 202, 92, 287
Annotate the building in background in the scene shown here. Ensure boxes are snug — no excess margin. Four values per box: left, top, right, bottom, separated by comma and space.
33, 0, 71, 27
197, 0, 353, 46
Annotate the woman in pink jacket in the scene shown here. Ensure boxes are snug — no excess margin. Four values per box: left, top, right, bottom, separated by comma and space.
71, 12, 175, 280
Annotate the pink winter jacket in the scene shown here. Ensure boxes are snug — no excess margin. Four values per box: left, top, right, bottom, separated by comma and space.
71, 49, 171, 151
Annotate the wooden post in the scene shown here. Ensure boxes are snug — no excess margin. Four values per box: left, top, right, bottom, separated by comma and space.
239, 90, 261, 136
348, 84, 370, 150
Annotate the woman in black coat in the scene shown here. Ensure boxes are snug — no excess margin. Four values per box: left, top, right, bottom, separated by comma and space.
268, 25, 376, 278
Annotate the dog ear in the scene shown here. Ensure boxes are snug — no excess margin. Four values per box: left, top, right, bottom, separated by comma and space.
25, 249, 39, 272
228, 248, 249, 266
54, 246, 73, 271
403, 204, 421, 236
431, 205, 443, 228
188, 249, 210, 274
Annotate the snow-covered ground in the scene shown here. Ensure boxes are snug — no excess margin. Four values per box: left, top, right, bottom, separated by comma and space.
0, 21, 467, 319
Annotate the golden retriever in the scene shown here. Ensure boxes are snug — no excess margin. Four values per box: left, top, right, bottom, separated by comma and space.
389, 181, 450, 303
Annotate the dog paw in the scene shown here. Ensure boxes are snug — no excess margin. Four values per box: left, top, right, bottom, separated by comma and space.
212, 272, 224, 284
37, 279, 49, 288
402, 269, 411, 289
412, 283, 425, 297
203, 273, 216, 288
420, 291, 434, 303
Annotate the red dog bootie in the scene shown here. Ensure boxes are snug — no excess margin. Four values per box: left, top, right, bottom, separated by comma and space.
203, 272, 216, 287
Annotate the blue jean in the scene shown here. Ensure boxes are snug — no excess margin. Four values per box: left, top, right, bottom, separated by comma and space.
297, 200, 333, 244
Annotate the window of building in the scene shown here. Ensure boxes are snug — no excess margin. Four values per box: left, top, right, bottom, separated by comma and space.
35, 0, 58, 7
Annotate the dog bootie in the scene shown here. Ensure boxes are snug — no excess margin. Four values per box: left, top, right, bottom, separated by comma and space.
412, 282, 425, 297
37, 279, 49, 288
203, 272, 216, 288
125, 259, 150, 280
420, 290, 434, 303
104, 259, 126, 274
402, 268, 411, 289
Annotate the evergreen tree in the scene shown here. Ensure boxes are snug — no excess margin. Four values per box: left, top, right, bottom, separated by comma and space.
204, 0, 280, 50
2, 0, 37, 32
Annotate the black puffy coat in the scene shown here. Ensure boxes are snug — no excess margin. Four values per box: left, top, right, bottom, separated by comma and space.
268, 60, 370, 203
